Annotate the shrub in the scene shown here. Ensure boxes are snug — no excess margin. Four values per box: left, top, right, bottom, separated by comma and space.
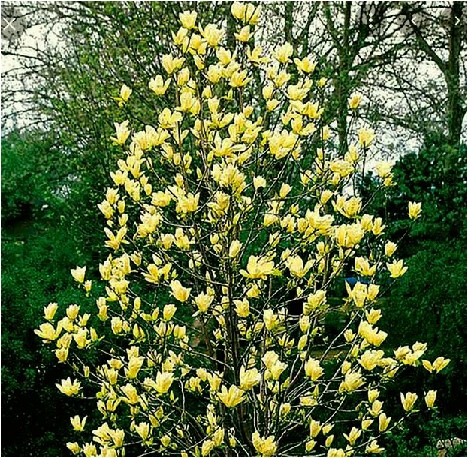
37, 4, 449, 456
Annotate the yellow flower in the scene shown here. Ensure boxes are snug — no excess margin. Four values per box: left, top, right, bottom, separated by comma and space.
149, 75, 170, 95
44, 303, 59, 321
111, 121, 130, 145
218, 385, 245, 408
127, 356, 144, 379
304, 290, 326, 314
35, 322, 61, 341
424, 390, 437, 408
194, 292, 214, 313
71, 266, 86, 283
263, 309, 279, 331
369, 399, 383, 417
304, 358, 324, 381
201, 24, 224, 47
67, 442, 81, 454
355, 257, 376, 277
179, 11, 197, 29
378, 413, 391, 432
306, 440, 316, 452
358, 321, 387, 346
309, 419, 321, 438
274, 42, 294, 64
365, 440, 384, 454
170, 280, 191, 302
234, 298, 250, 317
207, 64, 223, 83
361, 418, 373, 430
114, 84, 132, 107
70, 415, 87, 431
235, 25, 251, 42
240, 255, 275, 280
56, 378, 81, 396
229, 240, 242, 258
368, 389, 380, 403
135, 422, 151, 441
360, 349, 384, 371
240, 367, 261, 390
375, 161, 393, 178
408, 201, 422, 220
400, 392, 418, 411
294, 57, 316, 73
386, 259, 408, 278
339, 370, 364, 392
163, 303, 177, 321
385, 241, 397, 257
335, 223, 364, 248
162, 55, 185, 74
357, 128, 375, 147
252, 431, 277, 457
286, 255, 311, 278
343, 427, 361, 445
155, 371, 174, 394
432, 356, 450, 373
231, 2, 246, 20
349, 93, 361, 109
230, 70, 251, 88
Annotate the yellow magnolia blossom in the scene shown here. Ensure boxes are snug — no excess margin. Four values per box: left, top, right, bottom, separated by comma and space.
424, 390, 437, 408
349, 93, 361, 109
114, 84, 132, 107
228, 240, 242, 258
387, 259, 408, 278
274, 42, 294, 64
339, 370, 364, 392
162, 55, 185, 74
149, 75, 170, 95
240, 367, 261, 390
343, 426, 361, 445
71, 266, 86, 284
240, 255, 275, 280
44, 303, 59, 321
67, 442, 81, 454
155, 371, 174, 394
201, 24, 224, 47
355, 257, 376, 277
218, 384, 245, 408
358, 320, 388, 346
358, 128, 375, 147
365, 440, 384, 454
294, 57, 316, 73
235, 25, 251, 42
385, 241, 397, 257
170, 280, 191, 302
285, 255, 312, 278
304, 358, 324, 381
56, 377, 81, 396
194, 292, 214, 313
70, 415, 87, 432
379, 412, 391, 432
111, 121, 130, 145
422, 357, 450, 373
408, 201, 422, 220
179, 11, 197, 29
163, 303, 177, 321
400, 392, 418, 411
35, 322, 61, 341
252, 431, 277, 457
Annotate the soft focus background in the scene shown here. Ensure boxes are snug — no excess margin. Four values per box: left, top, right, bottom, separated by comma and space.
1, 2, 466, 456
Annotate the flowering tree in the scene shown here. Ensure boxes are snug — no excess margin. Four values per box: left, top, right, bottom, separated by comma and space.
36, 4, 449, 456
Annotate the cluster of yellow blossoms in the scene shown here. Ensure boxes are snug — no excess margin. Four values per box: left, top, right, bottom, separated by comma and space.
37, 3, 448, 457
